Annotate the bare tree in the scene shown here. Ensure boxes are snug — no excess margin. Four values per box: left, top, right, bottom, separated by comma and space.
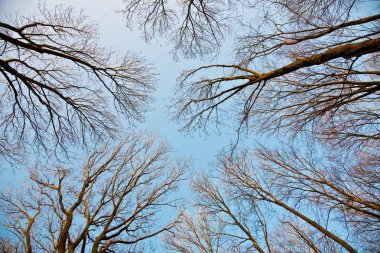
270, 219, 344, 253
171, 0, 380, 149
0, 238, 21, 253
0, 133, 185, 253
165, 211, 231, 253
119, 1, 380, 252
171, 144, 379, 252
119, 0, 239, 58
0, 4, 156, 159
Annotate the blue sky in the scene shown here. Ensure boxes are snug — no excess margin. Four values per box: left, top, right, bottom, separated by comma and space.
1, 1, 378, 251
0, 2, 254, 249
0, 1, 241, 246
0, 0, 253, 208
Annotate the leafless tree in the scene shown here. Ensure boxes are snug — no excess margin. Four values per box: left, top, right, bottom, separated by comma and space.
119, 0, 240, 58
188, 173, 273, 253
171, 0, 380, 149
0, 238, 21, 253
165, 211, 231, 253
171, 144, 379, 252
120, 1, 380, 252
0, 133, 185, 253
0, 4, 156, 160
270, 219, 344, 253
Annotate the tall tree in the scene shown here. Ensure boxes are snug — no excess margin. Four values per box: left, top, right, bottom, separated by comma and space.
122, 0, 379, 151
0, 4, 155, 159
120, 0, 235, 58
118, 1, 380, 252
168, 145, 380, 252
0, 134, 185, 253
164, 0, 378, 149
165, 211, 230, 253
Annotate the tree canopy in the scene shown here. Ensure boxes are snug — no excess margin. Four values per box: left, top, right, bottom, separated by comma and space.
169, 0, 380, 150
123, 0, 380, 148
0, 134, 185, 252
122, 0, 380, 251
0, 4, 155, 159
1, 0, 379, 252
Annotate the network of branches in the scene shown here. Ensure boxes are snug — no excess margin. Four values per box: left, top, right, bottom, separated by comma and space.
0, 0, 379, 252
120, 0, 380, 149
166, 145, 379, 252
0, 4, 155, 159
0, 134, 185, 253
159, 0, 379, 252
